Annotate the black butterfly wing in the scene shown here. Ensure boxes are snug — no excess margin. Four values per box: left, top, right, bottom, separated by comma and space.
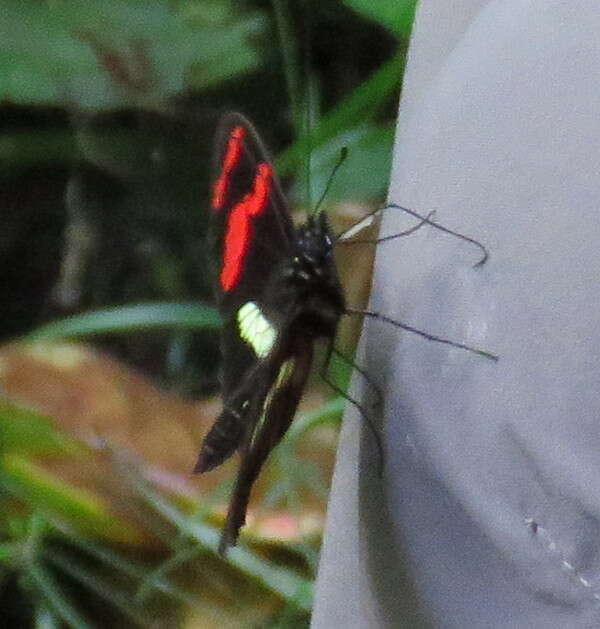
194, 361, 262, 473
195, 114, 297, 473
209, 113, 295, 399
218, 343, 314, 553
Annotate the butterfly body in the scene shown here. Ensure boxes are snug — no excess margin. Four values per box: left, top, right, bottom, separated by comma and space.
195, 113, 345, 552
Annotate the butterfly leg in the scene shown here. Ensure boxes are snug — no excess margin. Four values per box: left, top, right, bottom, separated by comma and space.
319, 341, 385, 477
330, 346, 384, 411
345, 308, 499, 361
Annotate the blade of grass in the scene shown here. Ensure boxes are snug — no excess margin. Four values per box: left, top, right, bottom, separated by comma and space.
45, 549, 155, 628
34, 605, 61, 629
276, 50, 405, 176
271, 0, 302, 131
0, 457, 141, 543
285, 396, 345, 441
26, 561, 93, 629
0, 398, 81, 457
344, 0, 418, 37
102, 446, 313, 608
27, 302, 221, 341
133, 543, 203, 605
65, 535, 201, 610
130, 473, 313, 611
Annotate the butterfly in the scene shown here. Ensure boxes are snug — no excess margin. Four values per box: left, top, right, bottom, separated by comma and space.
194, 113, 346, 553
195, 113, 497, 554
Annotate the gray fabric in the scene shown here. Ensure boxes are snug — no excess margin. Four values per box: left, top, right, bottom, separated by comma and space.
312, 1, 600, 627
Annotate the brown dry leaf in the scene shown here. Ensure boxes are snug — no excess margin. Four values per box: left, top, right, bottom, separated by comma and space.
0, 339, 337, 546
329, 202, 377, 352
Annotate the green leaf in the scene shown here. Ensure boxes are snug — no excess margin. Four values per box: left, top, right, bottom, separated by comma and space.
0, 0, 264, 108
185, 14, 265, 89
0, 3, 96, 105
276, 51, 404, 178
285, 397, 345, 442
27, 302, 221, 341
0, 543, 16, 563
0, 398, 81, 457
291, 123, 394, 203
344, 0, 418, 37
0, 456, 141, 543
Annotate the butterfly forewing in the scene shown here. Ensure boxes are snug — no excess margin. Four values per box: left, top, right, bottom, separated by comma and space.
210, 115, 294, 303
209, 113, 295, 398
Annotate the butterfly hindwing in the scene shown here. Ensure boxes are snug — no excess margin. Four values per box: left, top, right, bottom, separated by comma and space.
218, 343, 314, 552
197, 328, 314, 550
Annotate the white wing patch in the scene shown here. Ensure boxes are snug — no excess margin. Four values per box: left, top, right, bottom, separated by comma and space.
237, 301, 277, 358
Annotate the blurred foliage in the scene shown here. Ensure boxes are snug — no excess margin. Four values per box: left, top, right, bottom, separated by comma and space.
1, 0, 263, 108
0, 0, 416, 626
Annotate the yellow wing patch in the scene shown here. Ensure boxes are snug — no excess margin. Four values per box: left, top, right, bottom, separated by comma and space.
237, 302, 277, 358
250, 358, 296, 447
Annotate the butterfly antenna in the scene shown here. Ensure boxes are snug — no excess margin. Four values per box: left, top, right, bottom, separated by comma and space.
334, 203, 489, 267
335, 209, 436, 244
312, 146, 349, 216
386, 204, 489, 267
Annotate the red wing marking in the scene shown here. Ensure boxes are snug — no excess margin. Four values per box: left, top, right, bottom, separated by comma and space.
212, 125, 246, 211
220, 163, 273, 292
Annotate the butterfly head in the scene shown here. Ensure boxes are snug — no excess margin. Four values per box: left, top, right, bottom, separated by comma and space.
295, 212, 334, 263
